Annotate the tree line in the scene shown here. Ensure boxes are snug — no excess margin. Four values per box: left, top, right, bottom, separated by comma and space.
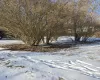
0, 0, 100, 46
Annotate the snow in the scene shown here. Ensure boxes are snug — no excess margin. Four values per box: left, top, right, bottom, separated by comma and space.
57, 36, 74, 41
57, 36, 100, 43
57, 36, 74, 43
0, 40, 24, 45
0, 40, 100, 80
86, 37, 100, 42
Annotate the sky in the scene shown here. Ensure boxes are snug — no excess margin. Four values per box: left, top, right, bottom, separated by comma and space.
52, 0, 100, 15
96, 7, 100, 15
93, 0, 100, 15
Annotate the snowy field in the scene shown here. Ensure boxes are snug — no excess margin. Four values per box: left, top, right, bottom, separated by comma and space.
0, 40, 24, 45
0, 39, 100, 80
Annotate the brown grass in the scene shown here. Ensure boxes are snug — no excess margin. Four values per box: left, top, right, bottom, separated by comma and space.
0, 44, 60, 52
94, 32, 100, 37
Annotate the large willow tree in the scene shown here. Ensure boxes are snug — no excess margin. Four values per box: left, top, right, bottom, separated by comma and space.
0, 0, 65, 45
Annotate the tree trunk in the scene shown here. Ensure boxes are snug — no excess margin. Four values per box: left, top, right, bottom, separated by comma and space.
46, 37, 50, 44
75, 33, 81, 42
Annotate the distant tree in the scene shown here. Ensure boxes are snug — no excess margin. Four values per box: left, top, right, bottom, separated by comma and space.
62, 0, 98, 42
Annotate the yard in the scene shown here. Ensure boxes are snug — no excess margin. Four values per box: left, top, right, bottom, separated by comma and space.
0, 39, 100, 80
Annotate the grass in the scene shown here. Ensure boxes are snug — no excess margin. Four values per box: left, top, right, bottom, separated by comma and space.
7, 65, 25, 68
0, 44, 60, 52
59, 77, 65, 80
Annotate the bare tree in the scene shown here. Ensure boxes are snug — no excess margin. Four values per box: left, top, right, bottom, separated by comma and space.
0, 0, 99, 46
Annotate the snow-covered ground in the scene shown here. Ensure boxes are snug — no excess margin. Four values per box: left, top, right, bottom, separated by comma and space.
0, 40, 100, 80
0, 40, 24, 45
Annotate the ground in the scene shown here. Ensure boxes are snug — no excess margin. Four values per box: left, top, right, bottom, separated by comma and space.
0, 40, 100, 80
